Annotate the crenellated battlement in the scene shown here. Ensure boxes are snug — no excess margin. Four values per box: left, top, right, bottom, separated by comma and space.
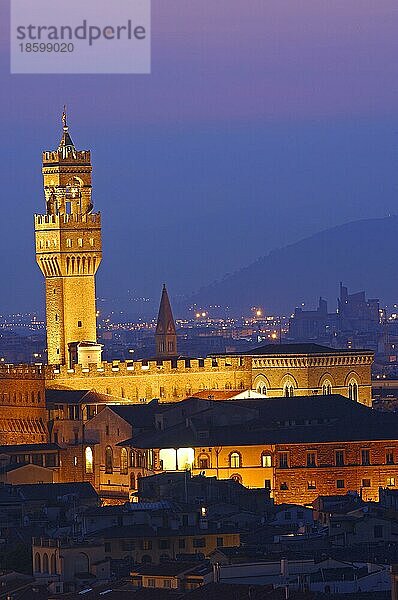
42, 149, 91, 164
0, 363, 45, 380
35, 213, 101, 229
45, 356, 250, 379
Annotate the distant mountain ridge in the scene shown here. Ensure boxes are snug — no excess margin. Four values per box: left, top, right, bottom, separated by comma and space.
185, 216, 398, 314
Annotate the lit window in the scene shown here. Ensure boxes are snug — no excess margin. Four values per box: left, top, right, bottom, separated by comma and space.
229, 452, 241, 468
307, 480, 316, 490
261, 454, 272, 468
387, 477, 396, 487
66, 239, 72, 248
78, 238, 83, 247
85, 447, 93, 474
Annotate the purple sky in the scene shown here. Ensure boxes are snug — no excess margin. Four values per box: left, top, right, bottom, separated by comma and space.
1, 1, 398, 315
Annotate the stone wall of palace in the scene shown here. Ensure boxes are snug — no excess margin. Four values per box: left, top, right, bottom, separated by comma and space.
272, 440, 398, 505
0, 365, 48, 445
45, 351, 373, 406
251, 352, 373, 406
45, 357, 253, 403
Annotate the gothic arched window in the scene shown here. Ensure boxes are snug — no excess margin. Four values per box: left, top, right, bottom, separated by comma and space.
42, 553, 49, 574
348, 380, 359, 402
34, 553, 41, 573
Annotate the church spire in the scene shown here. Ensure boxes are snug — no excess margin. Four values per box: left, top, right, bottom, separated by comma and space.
58, 105, 75, 153
155, 284, 178, 358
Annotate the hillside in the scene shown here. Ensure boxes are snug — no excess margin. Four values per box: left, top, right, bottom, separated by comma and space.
185, 216, 398, 314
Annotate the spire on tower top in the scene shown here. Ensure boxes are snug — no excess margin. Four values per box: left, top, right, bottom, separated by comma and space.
62, 105, 68, 130
155, 284, 178, 358
58, 105, 76, 153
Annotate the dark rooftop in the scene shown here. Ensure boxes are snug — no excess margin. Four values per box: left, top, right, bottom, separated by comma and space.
131, 561, 210, 577
0, 443, 60, 454
239, 343, 373, 356
126, 394, 398, 449
91, 523, 239, 539
15, 482, 98, 501
46, 389, 128, 405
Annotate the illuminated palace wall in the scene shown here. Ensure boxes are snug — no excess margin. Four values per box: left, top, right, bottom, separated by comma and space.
0, 365, 48, 445
186, 441, 398, 505
45, 349, 373, 406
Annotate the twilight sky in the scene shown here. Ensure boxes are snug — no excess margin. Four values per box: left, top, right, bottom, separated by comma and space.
0, 1, 398, 316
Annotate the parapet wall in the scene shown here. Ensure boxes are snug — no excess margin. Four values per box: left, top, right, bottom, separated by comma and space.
46, 356, 250, 378
35, 213, 101, 229
42, 150, 91, 164
0, 364, 45, 380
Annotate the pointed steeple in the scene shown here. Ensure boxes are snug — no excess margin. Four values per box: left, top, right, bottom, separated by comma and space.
155, 284, 177, 358
58, 105, 76, 153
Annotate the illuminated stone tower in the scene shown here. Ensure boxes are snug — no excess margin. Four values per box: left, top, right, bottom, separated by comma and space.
155, 284, 178, 358
34, 110, 102, 366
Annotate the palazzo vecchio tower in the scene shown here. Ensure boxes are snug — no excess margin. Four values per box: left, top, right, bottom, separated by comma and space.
34, 110, 102, 366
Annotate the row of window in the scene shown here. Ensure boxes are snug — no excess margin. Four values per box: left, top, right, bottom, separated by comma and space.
216, 447, 396, 470
34, 553, 57, 574
256, 380, 358, 398
278, 448, 396, 468
38, 238, 95, 249
279, 477, 397, 491
1, 390, 42, 404
198, 452, 272, 470
109, 536, 223, 553
103, 447, 153, 475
